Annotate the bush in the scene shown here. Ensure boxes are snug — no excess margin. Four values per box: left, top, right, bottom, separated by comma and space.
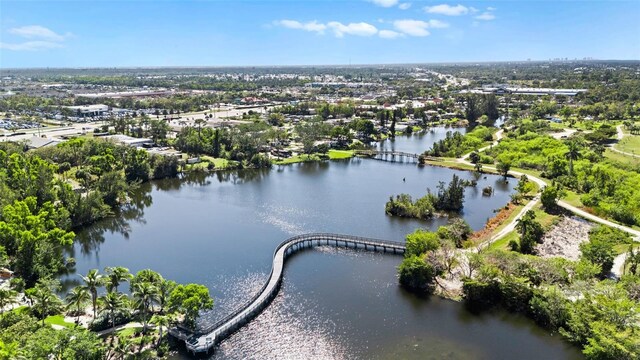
88, 311, 132, 331
405, 230, 440, 257
462, 279, 501, 311
398, 255, 439, 293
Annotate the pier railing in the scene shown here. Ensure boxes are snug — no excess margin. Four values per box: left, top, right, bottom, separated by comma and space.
171, 233, 405, 354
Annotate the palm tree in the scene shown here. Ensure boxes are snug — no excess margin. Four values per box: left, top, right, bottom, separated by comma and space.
100, 292, 128, 329
0, 288, 18, 314
105, 266, 132, 293
565, 141, 581, 176
150, 314, 171, 348
65, 286, 91, 323
80, 269, 104, 318
132, 282, 158, 332
156, 280, 176, 314
28, 285, 60, 326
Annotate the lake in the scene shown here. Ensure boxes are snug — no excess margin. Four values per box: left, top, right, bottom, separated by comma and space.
63, 127, 582, 359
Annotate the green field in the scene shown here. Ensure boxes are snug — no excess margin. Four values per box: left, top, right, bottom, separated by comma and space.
44, 314, 76, 328
117, 325, 143, 338
604, 149, 640, 167
615, 134, 640, 155
274, 150, 354, 165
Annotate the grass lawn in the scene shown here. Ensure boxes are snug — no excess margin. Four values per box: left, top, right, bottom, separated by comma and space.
186, 156, 238, 171
487, 205, 560, 251
328, 149, 354, 160
117, 325, 143, 338
274, 150, 354, 165
615, 134, 640, 155
487, 230, 518, 251
273, 154, 321, 165
9, 305, 29, 315
563, 190, 584, 208
604, 149, 640, 167
44, 314, 76, 328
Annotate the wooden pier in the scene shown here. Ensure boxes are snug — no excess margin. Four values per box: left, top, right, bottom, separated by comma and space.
170, 233, 405, 354
355, 149, 421, 163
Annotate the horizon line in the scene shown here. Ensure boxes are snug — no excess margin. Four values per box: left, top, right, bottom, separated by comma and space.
2, 59, 640, 71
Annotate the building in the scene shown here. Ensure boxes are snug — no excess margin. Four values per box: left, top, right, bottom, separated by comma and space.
104, 134, 153, 147
66, 104, 109, 117
25, 137, 62, 150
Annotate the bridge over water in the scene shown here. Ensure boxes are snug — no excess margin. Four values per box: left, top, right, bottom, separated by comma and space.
354, 150, 440, 164
170, 233, 406, 354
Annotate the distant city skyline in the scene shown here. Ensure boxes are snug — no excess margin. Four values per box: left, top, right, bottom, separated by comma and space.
1, 0, 639, 68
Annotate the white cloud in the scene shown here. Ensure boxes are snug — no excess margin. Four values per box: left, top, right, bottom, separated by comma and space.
487, 7, 496, 11
424, 4, 469, 16
368, 0, 399, 7
427, 19, 449, 28
328, 21, 378, 37
0, 41, 63, 51
379, 30, 404, 39
275, 20, 326, 33
393, 20, 430, 37
398, 2, 412, 10
475, 12, 496, 21
469, 7, 479, 13
8, 25, 67, 41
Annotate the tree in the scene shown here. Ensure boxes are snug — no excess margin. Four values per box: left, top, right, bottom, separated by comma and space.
469, 151, 481, 165
465, 95, 482, 122
515, 210, 544, 254
0, 288, 17, 314
65, 286, 90, 322
405, 230, 440, 257
148, 119, 169, 145
516, 175, 535, 196
168, 284, 214, 328
496, 161, 511, 180
580, 238, 615, 278
26, 279, 62, 325
100, 292, 128, 330
397, 255, 440, 292
541, 185, 561, 211
124, 149, 150, 182
150, 314, 172, 349
295, 118, 329, 156
132, 281, 158, 332
105, 266, 132, 294
156, 279, 176, 314
565, 140, 581, 176
435, 174, 465, 211
80, 269, 104, 318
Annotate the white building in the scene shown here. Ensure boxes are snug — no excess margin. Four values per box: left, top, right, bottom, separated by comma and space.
66, 104, 109, 117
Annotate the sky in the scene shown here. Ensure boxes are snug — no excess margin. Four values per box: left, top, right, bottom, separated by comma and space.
0, 0, 638, 68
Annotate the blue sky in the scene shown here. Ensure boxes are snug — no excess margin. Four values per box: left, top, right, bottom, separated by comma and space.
0, 0, 638, 68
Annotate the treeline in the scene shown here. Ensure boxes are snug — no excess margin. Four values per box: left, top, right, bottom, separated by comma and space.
0, 267, 213, 359
0, 138, 179, 286
386, 174, 467, 220
174, 125, 272, 168
423, 126, 496, 157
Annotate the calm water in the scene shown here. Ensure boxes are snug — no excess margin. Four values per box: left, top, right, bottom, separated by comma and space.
63, 127, 582, 359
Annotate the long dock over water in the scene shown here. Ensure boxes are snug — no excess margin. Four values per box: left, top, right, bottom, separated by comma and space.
170, 233, 406, 354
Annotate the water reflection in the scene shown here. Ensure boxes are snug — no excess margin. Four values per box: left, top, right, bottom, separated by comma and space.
65, 127, 580, 359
